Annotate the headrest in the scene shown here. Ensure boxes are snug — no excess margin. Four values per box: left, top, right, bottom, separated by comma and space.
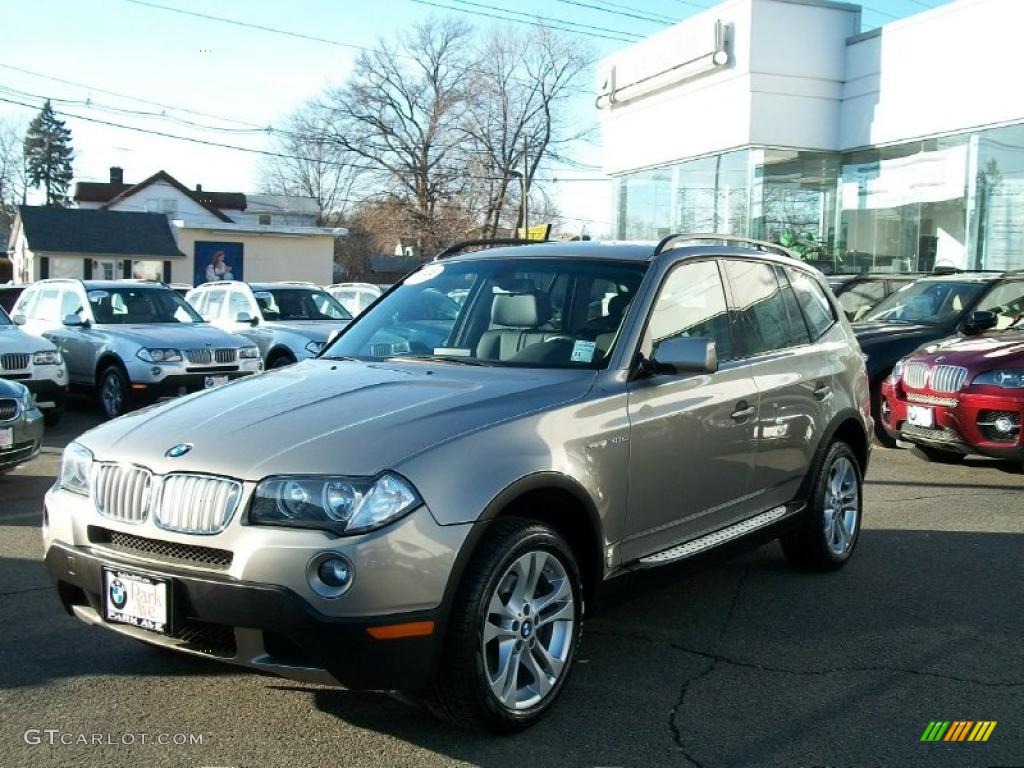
608, 293, 630, 318
491, 292, 551, 328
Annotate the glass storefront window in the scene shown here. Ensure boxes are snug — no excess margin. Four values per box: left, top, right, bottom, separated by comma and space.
838, 135, 968, 273
615, 150, 750, 240
971, 123, 1024, 271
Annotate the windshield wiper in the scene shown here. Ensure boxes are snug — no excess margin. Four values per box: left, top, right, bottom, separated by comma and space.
393, 355, 491, 367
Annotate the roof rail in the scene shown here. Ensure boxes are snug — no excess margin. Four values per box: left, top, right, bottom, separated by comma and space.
653, 233, 797, 259
434, 238, 539, 260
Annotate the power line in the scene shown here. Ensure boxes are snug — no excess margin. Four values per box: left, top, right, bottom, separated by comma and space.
120, 1, 596, 95
586, 0, 682, 25
552, 0, 674, 26
0, 95, 606, 184
444, 0, 644, 39
406, 0, 640, 43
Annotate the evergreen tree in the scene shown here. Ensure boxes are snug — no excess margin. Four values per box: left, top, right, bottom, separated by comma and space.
23, 100, 73, 207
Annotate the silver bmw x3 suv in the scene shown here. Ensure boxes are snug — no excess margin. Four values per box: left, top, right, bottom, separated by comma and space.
186, 281, 351, 368
0, 305, 68, 426
14, 280, 263, 419
45, 237, 871, 732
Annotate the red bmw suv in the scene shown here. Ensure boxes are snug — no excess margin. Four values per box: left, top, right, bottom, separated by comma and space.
880, 313, 1023, 467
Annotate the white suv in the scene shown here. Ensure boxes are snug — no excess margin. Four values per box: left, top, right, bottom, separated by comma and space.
326, 282, 383, 317
187, 281, 352, 368
1, 305, 68, 426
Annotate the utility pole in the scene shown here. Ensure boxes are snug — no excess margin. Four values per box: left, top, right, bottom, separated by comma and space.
522, 136, 529, 236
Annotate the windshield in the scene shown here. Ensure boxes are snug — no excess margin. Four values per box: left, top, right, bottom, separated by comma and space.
254, 288, 351, 321
88, 287, 204, 324
324, 257, 648, 369
861, 280, 985, 324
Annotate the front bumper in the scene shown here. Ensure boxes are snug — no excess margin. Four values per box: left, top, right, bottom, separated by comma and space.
42, 483, 473, 690
45, 542, 440, 690
0, 405, 43, 470
126, 368, 261, 400
880, 379, 1023, 461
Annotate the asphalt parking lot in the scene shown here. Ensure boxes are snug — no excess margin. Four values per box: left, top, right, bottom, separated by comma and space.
0, 404, 1021, 768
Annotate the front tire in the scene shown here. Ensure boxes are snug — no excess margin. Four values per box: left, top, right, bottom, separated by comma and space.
781, 441, 863, 572
98, 365, 132, 419
267, 352, 295, 369
43, 407, 63, 427
427, 518, 583, 733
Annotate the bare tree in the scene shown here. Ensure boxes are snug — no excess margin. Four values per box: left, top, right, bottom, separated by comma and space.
464, 27, 593, 237
320, 18, 475, 255
0, 118, 27, 236
258, 104, 363, 225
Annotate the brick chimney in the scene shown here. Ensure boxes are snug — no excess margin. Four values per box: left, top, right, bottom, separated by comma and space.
109, 166, 124, 184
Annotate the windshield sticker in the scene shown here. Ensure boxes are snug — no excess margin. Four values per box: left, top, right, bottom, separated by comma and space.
406, 264, 444, 285
433, 347, 472, 357
570, 340, 597, 363
86, 290, 110, 301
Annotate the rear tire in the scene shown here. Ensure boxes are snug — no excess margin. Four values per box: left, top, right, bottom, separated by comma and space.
781, 441, 863, 572
872, 379, 897, 448
98, 364, 132, 419
426, 517, 583, 733
911, 445, 965, 464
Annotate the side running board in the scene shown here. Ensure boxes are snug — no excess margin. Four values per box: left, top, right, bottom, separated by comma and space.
637, 504, 802, 567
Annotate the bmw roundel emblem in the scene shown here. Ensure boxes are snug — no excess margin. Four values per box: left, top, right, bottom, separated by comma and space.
165, 443, 193, 459
109, 579, 127, 610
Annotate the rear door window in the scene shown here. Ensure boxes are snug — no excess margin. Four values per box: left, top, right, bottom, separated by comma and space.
723, 260, 805, 355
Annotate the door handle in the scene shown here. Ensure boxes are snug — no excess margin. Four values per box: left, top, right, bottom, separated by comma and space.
813, 382, 832, 400
731, 402, 755, 420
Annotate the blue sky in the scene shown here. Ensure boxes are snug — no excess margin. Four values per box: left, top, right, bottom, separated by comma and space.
2, 0, 947, 236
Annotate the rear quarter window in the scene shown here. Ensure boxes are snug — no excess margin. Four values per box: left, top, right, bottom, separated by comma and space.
787, 267, 837, 340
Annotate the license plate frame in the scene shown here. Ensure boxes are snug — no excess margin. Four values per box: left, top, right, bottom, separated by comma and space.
0, 427, 12, 450
204, 375, 229, 389
102, 567, 172, 634
906, 405, 934, 428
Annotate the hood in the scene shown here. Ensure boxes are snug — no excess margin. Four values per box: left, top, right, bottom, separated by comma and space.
262, 320, 350, 343
0, 377, 28, 397
852, 321, 939, 346
92, 323, 250, 349
909, 331, 1024, 368
77, 359, 596, 480
0, 325, 55, 353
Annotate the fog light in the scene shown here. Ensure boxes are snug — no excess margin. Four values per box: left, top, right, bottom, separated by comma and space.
307, 553, 354, 598
994, 415, 1015, 434
318, 557, 351, 587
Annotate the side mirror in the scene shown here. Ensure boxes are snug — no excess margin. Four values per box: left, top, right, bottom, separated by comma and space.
63, 314, 87, 327
962, 310, 998, 335
11, 313, 26, 326
651, 336, 718, 375
235, 311, 252, 323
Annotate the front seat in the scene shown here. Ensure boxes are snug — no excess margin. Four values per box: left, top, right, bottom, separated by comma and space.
476, 292, 554, 361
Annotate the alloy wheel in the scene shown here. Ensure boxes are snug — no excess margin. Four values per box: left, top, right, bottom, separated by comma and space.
823, 456, 859, 556
101, 371, 125, 417
481, 550, 576, 711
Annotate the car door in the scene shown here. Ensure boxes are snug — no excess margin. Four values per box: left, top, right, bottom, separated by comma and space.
722, 260, 834, 512
622, 258, 759, 562
52, 286, 95, 384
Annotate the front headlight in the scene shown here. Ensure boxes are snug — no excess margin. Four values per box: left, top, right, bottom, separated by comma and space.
305, 340, 326, 355
137, 348, 183, 363
239, 346, 261, 359
33, 350, 62, 365
973, 369, 1024, 388
249, 472, 421, 535
58, 443, 93, 496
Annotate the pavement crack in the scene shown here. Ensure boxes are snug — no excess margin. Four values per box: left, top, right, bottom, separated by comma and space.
718, 565, 749, 642
668, 659, 716, 768
0, 585, 54, 597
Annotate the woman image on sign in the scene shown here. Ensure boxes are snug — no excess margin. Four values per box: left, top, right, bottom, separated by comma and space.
205, 250, 234, 283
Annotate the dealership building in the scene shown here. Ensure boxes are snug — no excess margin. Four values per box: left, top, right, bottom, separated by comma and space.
598, 0, 1024, 272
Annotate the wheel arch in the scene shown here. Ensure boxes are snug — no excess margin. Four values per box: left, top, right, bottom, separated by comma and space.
798, 410, 870, 502
266, 345, 297, 365
94, 352, 127, 383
